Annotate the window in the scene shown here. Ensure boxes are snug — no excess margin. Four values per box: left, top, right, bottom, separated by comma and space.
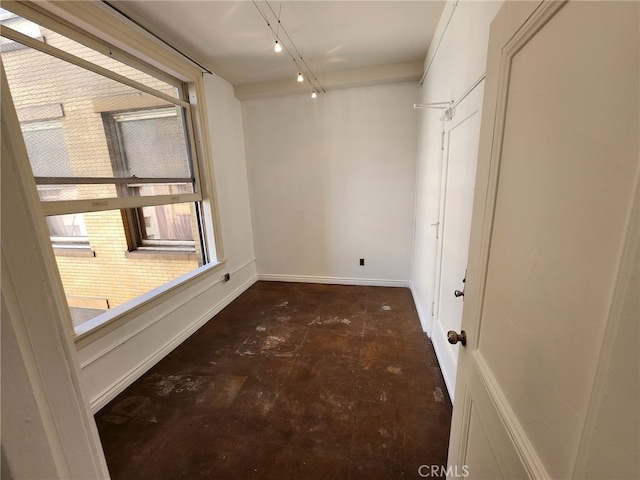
21, 120, 90, 248
108, 108, 192, 181
1, 6, 218, 336
101, 107, 200, 252
45, 213, 89, 249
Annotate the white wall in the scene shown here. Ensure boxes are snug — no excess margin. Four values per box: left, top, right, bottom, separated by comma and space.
242, 83, 419, 286
411, 1, 503, 334
76, 73, 257, 411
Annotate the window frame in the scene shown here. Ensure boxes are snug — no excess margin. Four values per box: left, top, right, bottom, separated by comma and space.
0, 25, 205, 216
101, 106, 203, 255
1, 0, 225, 345
122, 202, 202, 254
20, 119, 92, 250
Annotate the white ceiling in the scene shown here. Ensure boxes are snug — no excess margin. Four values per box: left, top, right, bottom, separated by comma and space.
113, 1, 445, 96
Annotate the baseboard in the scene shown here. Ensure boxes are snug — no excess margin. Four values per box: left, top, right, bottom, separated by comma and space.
257, 273, 410, 288
410, 284, 432, 335
431, 322, 457, 402
89, 273, 258, 412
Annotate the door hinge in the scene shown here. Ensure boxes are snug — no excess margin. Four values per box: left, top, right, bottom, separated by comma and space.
440, 131, 445, 150
431, 301, 435, 316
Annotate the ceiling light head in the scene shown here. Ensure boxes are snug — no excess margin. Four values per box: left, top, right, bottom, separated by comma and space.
274, 41, 282, 53
297, 73, 304, 82
311, 91, 317, 99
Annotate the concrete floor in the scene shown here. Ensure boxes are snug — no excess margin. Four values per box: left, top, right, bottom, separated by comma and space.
95, 281, 452, 479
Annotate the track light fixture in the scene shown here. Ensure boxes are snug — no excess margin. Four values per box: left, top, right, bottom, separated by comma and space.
252, 0, 326, 98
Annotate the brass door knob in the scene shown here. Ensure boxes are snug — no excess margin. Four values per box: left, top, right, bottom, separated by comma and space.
447, 330, 467, 346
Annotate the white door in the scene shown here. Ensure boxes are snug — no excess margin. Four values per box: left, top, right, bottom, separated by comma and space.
448, 1, 639, 478
432, 85, 484, 398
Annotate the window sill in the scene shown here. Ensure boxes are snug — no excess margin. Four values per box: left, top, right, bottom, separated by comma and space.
124, 249, 198, 262
53, 247, 95, 258
73, 259, 226, 349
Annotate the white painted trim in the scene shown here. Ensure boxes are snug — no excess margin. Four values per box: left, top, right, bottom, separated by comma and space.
88, 271, 258, 412
41, 193, 202, 217
257, 274, 410, 288
432, 323, 457, 402
79, 271, 222, 367
447, 384, 473, 476
80, 258, 256, 367
470, 351, 551, 479
74, 259, 226, 348
28, 0, 202, 81
2, 24, 188, 108
96, 0, 213, 76
572, 169, 640, 477
228, 257, 259, 278
419, 0, 458, 86
1, 63, 110, 478
410, 284, 432, 334
4, 0, 183, 89
235, 62, 423, 100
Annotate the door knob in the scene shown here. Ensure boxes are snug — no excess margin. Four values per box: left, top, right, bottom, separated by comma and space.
454, 290, 464, 297
447, 330, 466, 346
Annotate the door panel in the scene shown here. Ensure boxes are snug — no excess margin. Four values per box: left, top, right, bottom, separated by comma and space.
448, 1, 639, 478
432, 85, 483, 397
465, 406, 503, 479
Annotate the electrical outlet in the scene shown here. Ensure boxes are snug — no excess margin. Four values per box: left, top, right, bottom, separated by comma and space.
222, 273, 230, 282
359, 258, 365, 266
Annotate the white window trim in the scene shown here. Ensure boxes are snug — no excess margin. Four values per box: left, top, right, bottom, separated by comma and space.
1, 25, 188, 108
3, 0, 186, 87
3, 0, 225, 344
20, 119, 62, 132
73, 260, 227, 348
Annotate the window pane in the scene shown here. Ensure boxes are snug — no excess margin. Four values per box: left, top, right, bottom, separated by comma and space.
140, 203, 195, 242
1, 36, 193, 200
46, 213, 89, 249
50, 208, 203, 331
21, 121, 72, 177
114, 109, 191, 179
46, 213, 88, 238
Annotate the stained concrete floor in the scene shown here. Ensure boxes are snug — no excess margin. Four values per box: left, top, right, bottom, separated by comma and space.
95, 281, 452, 479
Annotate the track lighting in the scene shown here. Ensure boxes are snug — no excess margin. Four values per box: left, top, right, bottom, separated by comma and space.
253, 1, 326, 99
